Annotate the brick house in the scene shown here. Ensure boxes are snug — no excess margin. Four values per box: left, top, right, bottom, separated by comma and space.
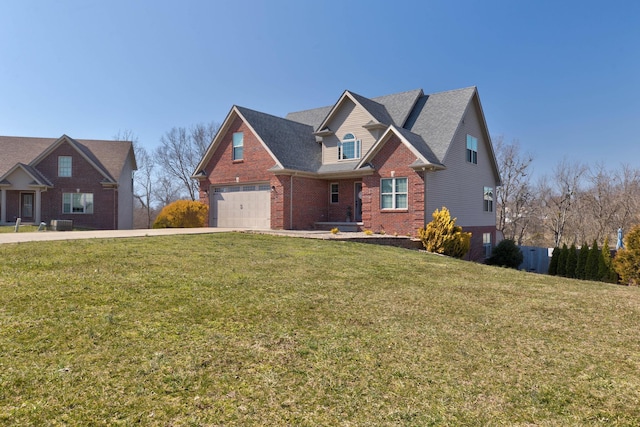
0, 135, 137, 230
193, 87, 501, 260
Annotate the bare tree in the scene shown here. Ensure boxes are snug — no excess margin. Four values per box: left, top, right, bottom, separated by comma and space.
539, 160, 587, 247
132, 145, 156, 228
114, 130, 157, 228
155, 122, 219, 201
613, 164, 640, 232
582, 163, 620, 243
494, 136, 534, 245
154, 174, 183, 208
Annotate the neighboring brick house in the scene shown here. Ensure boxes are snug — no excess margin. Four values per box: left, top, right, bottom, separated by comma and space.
0, 135, 137, 230
193, 87, 501, 260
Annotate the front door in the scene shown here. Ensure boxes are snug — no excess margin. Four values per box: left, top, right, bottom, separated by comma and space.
21, 193, 34, 221
354, 182, 362, 222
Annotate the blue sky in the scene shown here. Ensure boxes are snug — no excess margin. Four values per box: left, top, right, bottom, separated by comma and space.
1, 0, 638, 178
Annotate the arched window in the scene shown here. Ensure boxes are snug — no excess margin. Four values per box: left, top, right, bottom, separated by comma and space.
338, 133, 361, 160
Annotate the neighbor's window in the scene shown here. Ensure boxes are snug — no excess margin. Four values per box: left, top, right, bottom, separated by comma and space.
381, 177, 408, 209
63, 193, 93, 214
58, 156, 72, 177
232, 132, 244, 160
338, 133, 361, 160
483, 186, 494, 212
330, 183, 339, 204
466, 135, 478, 164
483, 233, 492, 258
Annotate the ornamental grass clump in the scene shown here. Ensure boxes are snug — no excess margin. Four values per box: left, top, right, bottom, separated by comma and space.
153, 200, 208, 228
418, 207, 470, 259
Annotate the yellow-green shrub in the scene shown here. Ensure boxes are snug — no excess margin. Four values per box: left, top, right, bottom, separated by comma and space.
613, 225, 640, 285
418, 207, 471, 259
153, 200, 209, 229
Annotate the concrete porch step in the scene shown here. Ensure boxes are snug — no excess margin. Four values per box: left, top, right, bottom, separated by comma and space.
314, 222, 361, 232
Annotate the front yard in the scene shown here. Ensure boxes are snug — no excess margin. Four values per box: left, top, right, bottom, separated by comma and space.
1, 233, 639, 425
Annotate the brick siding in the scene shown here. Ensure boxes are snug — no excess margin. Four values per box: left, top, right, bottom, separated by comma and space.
363, 136, 425, 236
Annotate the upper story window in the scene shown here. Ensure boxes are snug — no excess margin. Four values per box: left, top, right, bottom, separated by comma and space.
232, 132, 244, 160
381, 177, 408, 209
338, 133, 361, 160
466, 135, 478, 164
483, 186, 494, 212
58, 156, 72, 177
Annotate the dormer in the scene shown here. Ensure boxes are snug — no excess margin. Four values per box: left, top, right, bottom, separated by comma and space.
315, 91, 394, 165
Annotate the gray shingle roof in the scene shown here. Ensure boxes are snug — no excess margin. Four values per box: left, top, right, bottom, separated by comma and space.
392, 126, 443, 166
285, 106, 332, 130
223, 86, 481, 175
371, 89, 423, 126
405, 87, 476, 161
237, 106, 321, 172
348, 91, 394, 125
0, 135, 135, 182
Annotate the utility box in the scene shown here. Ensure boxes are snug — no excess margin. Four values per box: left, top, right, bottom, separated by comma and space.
50, 219, 73, 231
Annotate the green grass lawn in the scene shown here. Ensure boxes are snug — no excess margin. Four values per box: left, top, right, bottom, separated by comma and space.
0, 225, 41, 233
1, 233, 639, 425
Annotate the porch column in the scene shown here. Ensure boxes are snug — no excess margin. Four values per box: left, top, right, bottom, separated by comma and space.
0, 188, 5, 224
35, 189, 42, 224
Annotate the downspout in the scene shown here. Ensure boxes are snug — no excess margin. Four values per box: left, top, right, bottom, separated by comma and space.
290, 174, 294, 229
114, 187, 117, 230
423, 168, 428, 229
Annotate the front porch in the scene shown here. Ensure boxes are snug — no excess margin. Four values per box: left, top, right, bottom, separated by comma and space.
0, 188, 46, 225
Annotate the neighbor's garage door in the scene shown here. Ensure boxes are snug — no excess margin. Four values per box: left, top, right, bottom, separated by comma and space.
211, 184, 271, 228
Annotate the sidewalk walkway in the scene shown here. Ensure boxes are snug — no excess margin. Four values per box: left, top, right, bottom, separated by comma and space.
0, 227, 236, 244
0, 227, 421, 249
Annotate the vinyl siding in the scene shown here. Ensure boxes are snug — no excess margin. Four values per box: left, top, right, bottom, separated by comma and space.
425, 98, 498, 228
322, 99, 377, 165
117, 152, 135, 229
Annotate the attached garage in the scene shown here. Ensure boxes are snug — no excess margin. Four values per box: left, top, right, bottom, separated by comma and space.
211, 183, 271, 228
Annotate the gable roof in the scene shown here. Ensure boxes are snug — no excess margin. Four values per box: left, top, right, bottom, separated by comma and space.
200, 86, 498, 180
236, 107, 320, 173
0, 163, 54, 187
194, 106, 320, 175
405, 87, 477, 161
0, 135, 136, 184
358, 125, 444, 171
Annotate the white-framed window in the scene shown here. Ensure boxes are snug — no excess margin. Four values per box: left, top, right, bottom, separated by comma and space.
63, 193, 93, 214
483, 233, 492, 258
330, 183, 339, 204
466, 135, 478, 164
338, 133, 361, 160
58, 156, 72, 177
381, 177, 408, 209
232, 132, 244, 160
483, 186, 494, 212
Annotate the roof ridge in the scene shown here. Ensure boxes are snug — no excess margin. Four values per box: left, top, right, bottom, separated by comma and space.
236, 105, 314, 128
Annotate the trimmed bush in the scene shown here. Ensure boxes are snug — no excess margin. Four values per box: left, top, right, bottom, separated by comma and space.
585, 239, 601, 281
557, 244, 568, 277
613, 225, 640, 285
153, 200, 209, 229
418, 207, 471, 259
486, 239, 523, 269
576, 242, 589, 279
566, 244, 578, 278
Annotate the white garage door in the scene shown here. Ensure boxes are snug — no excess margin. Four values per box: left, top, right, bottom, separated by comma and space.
211, 184, 271, 228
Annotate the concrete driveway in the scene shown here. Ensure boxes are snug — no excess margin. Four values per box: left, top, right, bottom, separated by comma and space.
0, 227, 239, 244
